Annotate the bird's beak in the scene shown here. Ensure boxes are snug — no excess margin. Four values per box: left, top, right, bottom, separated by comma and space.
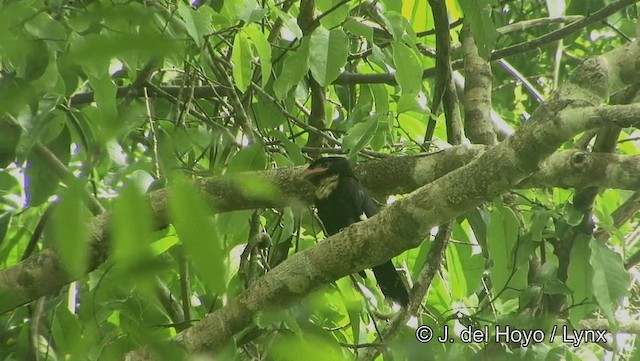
302, 167, 327, 179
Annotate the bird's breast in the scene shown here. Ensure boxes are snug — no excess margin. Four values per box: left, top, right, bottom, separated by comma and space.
314, 174, 340, 199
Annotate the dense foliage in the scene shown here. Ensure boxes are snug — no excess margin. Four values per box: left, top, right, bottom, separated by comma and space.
0, 0, 638, 360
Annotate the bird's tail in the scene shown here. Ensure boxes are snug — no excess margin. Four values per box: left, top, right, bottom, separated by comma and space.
372, 261, 409, 307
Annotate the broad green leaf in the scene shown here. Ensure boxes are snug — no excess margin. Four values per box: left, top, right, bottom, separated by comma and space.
51, 305, 84, 355
529, 209, 552, 241
0, 213, 11, 245
50, 180, 89, 277
446, 243, 467, 299
397, 112, 426, 141
343, 18, 374, 42
0, 75, 37, 116
23, 39, 49, 81
348, 85, 373, 125
228, 0, 266, 23
216, 210, 252, 246
87, 72, 119, 138
231, 32, 253, 93
111, 184, 154, 270
316, 0, 350, 29
381, 11, 417, 44
343, 115, 379, 156
273, 39, 310, 99
562, 202, 584, 226
458, 0, 498, 59
370, 84, 389, 114
486, 204, 527, 300
424, 273, 452, 315
397, 94, 421, 113
25, 127, 71, 207
402, 0, 431, 32
178, 1, 211, 46
169, 179, 226, 293
244, 24, 272, 87
309, 28, 349, 86
271, 334, 347, 361
392, 42, 422, 96
253, 98, 285, 128
24, 12, 67, 50
370, 113, 392, 150
381, 0, 402, 13
226, 144, 268, 173
0, 117, 21, 167
271, 131, 306, 165
590, 237, 630, 325
567, 234, 595, 325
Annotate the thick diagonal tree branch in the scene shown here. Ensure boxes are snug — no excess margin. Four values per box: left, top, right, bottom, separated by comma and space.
2, 145, 640, 314
122, 42, 640, 359
1, 148, 640, 314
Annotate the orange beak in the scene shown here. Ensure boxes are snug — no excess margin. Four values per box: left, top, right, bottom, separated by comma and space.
302, 167, 327, 179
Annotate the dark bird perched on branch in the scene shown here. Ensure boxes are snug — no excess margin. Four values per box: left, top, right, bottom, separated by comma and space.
303, 157, 410, 307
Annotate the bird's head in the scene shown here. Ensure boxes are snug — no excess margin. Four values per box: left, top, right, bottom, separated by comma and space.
302, 157, 355, 186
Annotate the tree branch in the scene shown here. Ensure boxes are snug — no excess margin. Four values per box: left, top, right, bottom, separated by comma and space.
123, 42, 640, 359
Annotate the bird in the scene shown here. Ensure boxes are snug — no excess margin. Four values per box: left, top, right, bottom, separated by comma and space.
302, 156, 410, 307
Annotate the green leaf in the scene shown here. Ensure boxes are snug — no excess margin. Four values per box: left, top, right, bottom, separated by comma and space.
529, 209, 552, 241
178, 1, 212, 46
589, 237, 630, 325
343, 115, 379, 156
50, 180, 90, 277
228, 0, 266, 23
25, 127, 71, 207
87, 72, 119, 138
382, 11, 416, 44
51, 305, 83, 355
0, 75, 37, 116
231, 32, 253, 93
111, 184, 154, 271
309, 28, 349, 86
168, 179, 226, 293
486, 204, 528, 300
0, 117, 21, 167
343, 18, 374, 42
271, 334, 347, 361
273, 39, 310, 99
370, 84, 389, 114
244, 24, 273, 87
392, 42, 422, 96
544, 279, 572, 295
316, 0, 350, 29
562, 202, 584, 226
271, 131, 306, 165
253, 98, 285, 128
24, 12, 67, 50
567, 234, 596, 325
458, 0, 498, 58
446, 243, 467, 299
0, 212, 11, 245
227, 144, 268, 173
23, 39, 50, 81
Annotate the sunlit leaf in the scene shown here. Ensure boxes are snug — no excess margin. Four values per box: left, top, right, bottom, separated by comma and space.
244, 24, 272, 87
50, 180, 90, 277
309, 27, 349, 86
168, 179, 227, 293
590, 237, 630, 325
232, 32, 253, 93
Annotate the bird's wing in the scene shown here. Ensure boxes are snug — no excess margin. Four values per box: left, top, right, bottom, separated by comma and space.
356, 185, 379, 219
